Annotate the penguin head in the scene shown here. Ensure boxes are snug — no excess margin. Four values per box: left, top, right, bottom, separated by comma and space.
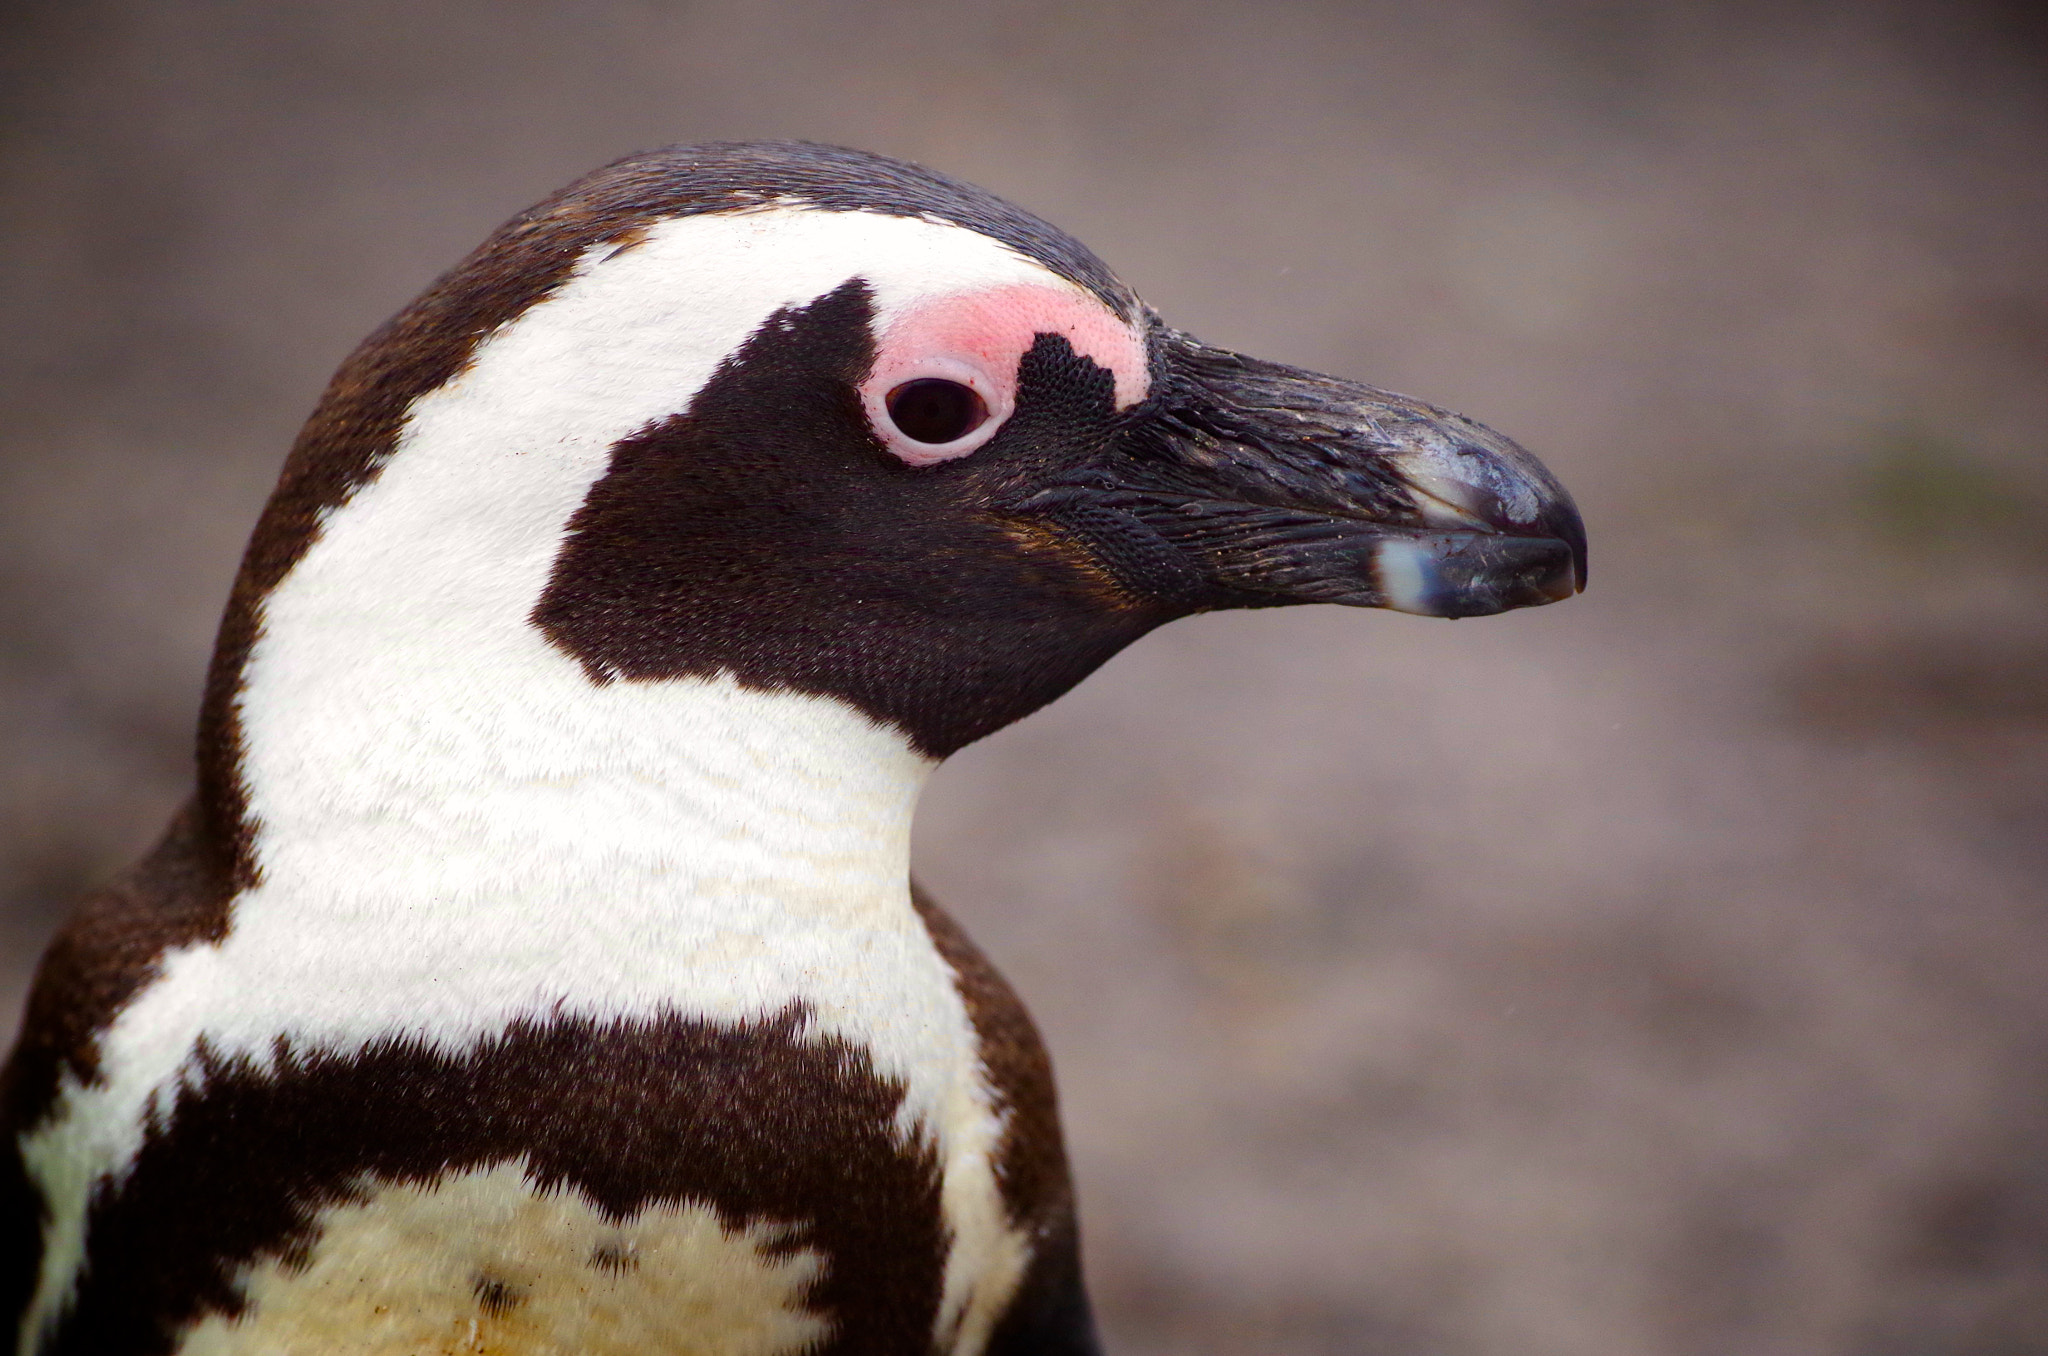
208, 141, 1586, 813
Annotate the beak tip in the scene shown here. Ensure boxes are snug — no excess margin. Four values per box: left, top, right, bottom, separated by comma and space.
1398, 430, 1587, 602
1559, 508, 1589, 594
1373, 531, 1581, 618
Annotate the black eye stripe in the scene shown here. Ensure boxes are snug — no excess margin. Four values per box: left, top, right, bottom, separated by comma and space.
885, 379, 989, 445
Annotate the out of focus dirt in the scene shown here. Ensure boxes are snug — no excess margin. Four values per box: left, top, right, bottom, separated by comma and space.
4, 2, 2045, 1351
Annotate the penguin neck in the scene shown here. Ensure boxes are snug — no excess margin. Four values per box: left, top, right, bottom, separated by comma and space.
230, 637, 935, 922
220, 449, 937, 923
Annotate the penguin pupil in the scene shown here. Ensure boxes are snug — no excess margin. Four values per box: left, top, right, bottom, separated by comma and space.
886, 378, 988, 444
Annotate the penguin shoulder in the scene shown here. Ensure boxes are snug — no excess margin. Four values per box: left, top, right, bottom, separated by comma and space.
4, 803, 230, 1140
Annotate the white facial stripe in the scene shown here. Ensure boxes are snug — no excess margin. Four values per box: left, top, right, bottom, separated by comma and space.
873, 283, 1149, 407
19, 204, 1049, 1353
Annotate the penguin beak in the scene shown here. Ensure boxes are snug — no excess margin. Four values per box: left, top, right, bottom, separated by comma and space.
1013, 333, 1588, 618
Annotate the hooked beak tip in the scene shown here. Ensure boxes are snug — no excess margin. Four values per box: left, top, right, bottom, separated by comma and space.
1380, 440, 1586, 616
1538, 470, 1590, 591
1553, 500, 1590, 595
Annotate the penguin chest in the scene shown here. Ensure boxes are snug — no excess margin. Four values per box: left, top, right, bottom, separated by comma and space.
25, 870, 1034, 1355
85, 1001, 1018, 1356
174, 1160, 831, 1356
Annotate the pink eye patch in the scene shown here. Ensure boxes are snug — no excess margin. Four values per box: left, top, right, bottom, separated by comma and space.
861, 284, 1150, 467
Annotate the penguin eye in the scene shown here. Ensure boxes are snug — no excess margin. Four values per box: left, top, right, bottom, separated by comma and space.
885, 379, 990, 445
860, 350, 1012, 467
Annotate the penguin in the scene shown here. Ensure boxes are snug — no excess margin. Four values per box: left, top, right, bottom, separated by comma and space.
1, 141, 1585, 1356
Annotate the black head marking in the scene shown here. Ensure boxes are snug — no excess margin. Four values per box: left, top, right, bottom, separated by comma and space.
533, 277, 1167, 757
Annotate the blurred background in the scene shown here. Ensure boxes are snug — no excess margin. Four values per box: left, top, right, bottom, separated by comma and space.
3, 1, 2045, 1351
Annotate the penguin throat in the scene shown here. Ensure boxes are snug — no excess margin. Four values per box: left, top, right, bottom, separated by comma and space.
233, 631, 935, 932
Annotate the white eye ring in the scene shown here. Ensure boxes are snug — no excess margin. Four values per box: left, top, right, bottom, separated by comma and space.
862, 355, 1013, 467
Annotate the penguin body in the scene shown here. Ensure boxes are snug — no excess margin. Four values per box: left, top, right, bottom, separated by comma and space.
3, 143, 1584, 1355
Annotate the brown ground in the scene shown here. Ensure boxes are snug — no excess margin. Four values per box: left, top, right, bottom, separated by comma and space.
4, 2, 2046, 1352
